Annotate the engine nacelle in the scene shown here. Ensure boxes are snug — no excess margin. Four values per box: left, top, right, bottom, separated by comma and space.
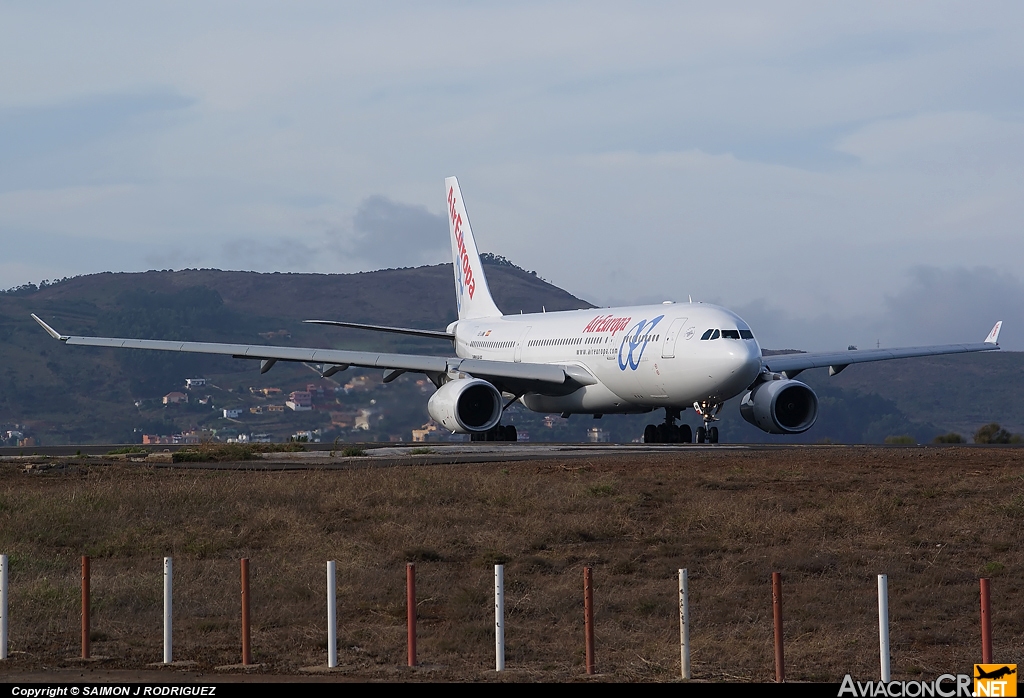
427, 378, 503, 434
739, 378, 818, 434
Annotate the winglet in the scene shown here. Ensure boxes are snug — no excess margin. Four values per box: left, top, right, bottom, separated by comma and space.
984, 321, 1002, 345
31, 314, 69, 341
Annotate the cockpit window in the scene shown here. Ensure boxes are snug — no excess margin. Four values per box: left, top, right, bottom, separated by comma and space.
700, 329, 714, 340
710, 329, 720, 340
740, 329, 754, 339
721, 329, 740, 339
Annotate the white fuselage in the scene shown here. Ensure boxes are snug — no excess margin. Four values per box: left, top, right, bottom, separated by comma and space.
451, 302, 763, 414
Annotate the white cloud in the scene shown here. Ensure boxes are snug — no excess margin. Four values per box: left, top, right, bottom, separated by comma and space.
0, 2, 1022, 352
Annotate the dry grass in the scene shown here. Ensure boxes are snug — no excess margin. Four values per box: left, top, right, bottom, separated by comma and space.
0, 447, 1022, 681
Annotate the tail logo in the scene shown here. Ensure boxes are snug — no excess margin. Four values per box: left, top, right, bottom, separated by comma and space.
618, 316, 665, 371
448, 187, 476, 301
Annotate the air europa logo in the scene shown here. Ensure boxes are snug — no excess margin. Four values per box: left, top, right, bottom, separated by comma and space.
618, 315, 664, 371
448, 187, 476, 301
584, 315, 631, 334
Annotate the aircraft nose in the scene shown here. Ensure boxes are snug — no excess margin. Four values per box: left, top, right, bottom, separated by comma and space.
726, 339, 763, 387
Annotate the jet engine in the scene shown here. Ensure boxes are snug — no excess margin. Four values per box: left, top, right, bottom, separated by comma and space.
427, 378, 503, 434
739, 378, 818, 434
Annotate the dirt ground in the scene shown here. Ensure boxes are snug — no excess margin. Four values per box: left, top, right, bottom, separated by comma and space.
0, 445, 1021, 683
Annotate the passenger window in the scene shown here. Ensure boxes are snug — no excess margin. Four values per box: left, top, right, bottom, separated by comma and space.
700, 329, 713, 340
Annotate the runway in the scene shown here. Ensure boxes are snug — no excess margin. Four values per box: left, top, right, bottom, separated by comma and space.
0, 440, 983, 471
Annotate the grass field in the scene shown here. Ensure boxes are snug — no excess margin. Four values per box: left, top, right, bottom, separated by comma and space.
0, 446, 1021, 682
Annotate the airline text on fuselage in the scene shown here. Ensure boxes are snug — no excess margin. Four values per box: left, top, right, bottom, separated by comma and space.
448, 187, 476, 300
584, 315, 632, 334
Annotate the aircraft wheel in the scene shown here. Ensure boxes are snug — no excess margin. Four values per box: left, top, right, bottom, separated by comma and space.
643, 424, 657, 443
656, 423, 669, 442
505, 425, 517, 442
680, 424, 693, 444
709, 426, 719, 444
668, 424, 680, 443
695, 426, 707, 444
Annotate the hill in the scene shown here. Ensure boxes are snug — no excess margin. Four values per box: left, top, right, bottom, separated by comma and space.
1, 263, 1021, 445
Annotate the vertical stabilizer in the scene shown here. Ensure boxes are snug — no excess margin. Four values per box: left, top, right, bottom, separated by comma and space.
446, 176, 503, 320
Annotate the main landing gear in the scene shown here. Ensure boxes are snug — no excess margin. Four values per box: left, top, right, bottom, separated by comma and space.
642, 408, 694, 444
470, 424, 518, 442
641, 403, 724, 444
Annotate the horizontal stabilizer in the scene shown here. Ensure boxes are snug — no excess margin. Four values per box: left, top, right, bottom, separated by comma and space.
303, 319, 454, 340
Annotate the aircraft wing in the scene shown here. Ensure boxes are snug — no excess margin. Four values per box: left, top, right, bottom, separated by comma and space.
30, 314, 572, 388
762, 322, 1002, 376
303, 319, 454, 340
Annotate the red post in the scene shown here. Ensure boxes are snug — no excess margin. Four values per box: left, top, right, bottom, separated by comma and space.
584, 566, 595, 675
407, 562, 417, 667
240, 558, 252, 665
980, 578, 992, 663
81, 556, 90, 659
772, 572, 785, 683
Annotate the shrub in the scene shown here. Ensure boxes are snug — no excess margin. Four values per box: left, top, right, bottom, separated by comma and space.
933, 433, 965, 444
884, 435, 916, 445
974, 423, 1015, 444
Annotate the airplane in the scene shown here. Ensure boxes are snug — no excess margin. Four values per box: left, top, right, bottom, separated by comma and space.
31, 177, 1003, 444
975, 666, 1016, 681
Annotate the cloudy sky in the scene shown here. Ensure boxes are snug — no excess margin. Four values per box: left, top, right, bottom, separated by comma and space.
2, 2, 1022, 349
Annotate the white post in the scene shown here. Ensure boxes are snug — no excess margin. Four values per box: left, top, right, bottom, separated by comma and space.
327, 560, 337, 669
1, 554, 8, 660
679, 568, 690, 679
163, 557, 172, 664
878, 574, 890, 682
495, 564, 505, 671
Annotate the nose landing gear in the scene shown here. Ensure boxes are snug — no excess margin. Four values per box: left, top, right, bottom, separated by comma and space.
693, 400, 722, 444
642, 408, 693, 444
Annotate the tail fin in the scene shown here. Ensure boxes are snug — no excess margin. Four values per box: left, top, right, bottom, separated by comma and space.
446, 176, 502, 320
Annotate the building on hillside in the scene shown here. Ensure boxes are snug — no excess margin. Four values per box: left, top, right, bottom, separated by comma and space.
223, 408, 243, 419
412, 421, 440, 442
353, 408, 372, 431
343, 375, 375, 393
267, 404, 285, 413
185, 378, 207, 390
330, 410, 360, 428
305, 382, 329, 399
291, 429, 321, 443
286, 391, 312, 411
587, 427, 610, 443
163, 392, 188, 405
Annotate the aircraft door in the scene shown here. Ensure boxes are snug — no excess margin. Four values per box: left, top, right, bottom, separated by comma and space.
661, 317, 688, 358
514, 326, 532, 362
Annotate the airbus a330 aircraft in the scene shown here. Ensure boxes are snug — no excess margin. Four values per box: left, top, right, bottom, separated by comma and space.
32, 177, 1003, 443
